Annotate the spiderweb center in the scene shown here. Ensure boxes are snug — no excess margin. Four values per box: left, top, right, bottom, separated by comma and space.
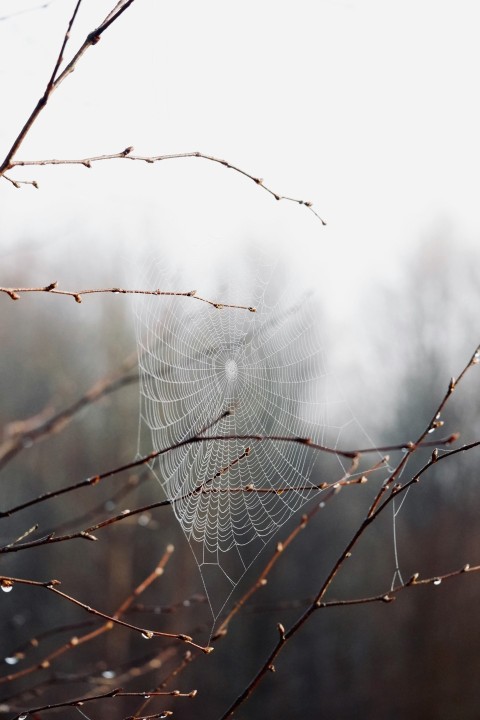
224, 359, 238, 382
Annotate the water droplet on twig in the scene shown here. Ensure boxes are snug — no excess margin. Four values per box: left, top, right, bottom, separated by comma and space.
4, 656, 19, 665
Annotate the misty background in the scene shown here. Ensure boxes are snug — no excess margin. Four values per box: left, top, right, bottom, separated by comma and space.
1, 1, 480, 718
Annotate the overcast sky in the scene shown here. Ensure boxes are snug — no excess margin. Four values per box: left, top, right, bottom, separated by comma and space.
1, 0, 479, 317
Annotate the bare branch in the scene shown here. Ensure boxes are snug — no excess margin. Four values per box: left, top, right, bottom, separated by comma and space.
0, 282, 257, 311
0, 573, 213, 659
7, 685, 194, 720
219, 561, 480, 719
7, 148, 326, 223
1, 551, 176, 686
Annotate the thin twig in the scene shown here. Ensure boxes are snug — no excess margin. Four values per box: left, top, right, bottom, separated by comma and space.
7, 148, 326, 223
0, 574, 212, 663
0, 428, 456, 521
8, 686, 195, 720
0, 282, 257, 311
1, 551, 175, 685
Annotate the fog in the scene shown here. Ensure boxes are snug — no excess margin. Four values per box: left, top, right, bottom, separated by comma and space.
1, 2, 480, 718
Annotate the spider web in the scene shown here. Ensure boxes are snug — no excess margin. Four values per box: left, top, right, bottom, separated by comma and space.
134, 253, 368, 618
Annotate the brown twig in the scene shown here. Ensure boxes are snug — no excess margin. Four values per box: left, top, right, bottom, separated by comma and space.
1, 551, 176, 685
0, 410, 232, 519
7, 148, 326, 224
0, 461, 387, 553
131, 650, 195, 719
0, 282, 257, 311
141, 457, 383, 698
0, 428, 456, 523
2, 174, 38, 188
316, 563, 480, 607
7, 686, 195, 720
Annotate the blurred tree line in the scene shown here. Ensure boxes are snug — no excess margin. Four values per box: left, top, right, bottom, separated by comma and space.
1, 229, 479, 719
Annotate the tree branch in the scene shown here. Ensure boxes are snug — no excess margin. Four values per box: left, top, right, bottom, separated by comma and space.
0, 282, 257, 311
0, 574, 213, 659
6, 148, 326, 223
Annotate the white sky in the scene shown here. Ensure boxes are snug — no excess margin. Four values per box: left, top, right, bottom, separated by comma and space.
1, 0, 479, 315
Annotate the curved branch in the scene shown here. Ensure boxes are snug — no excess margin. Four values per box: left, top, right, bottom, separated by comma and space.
0, 574, 212, 658
6, 148, 326, 223
0, 282, 257, 311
